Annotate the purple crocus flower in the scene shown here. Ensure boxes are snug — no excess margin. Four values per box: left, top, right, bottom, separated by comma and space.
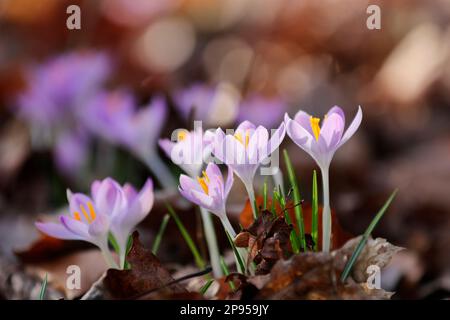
284, 105, 362, 252
84, 91, 176, 190
237, 94, 288, 128
179, 163, 236, 236
36, 177, 154, 269
159, 126, 213, 178
284, 106, 362, 170
160, 127, 224, 277
17, 51, 111, 127
15, 51, 111, 175
173, 83, 239, 126
91, 177, 154, 268
212, 120, 286, 217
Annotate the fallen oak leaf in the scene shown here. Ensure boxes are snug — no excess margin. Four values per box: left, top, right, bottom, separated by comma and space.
100, 231, 186, 299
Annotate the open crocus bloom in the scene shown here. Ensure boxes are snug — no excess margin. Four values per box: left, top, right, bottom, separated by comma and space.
179, 163, 232, 219
285, 106, 362, 170
36, 177, 154, 268
213, 121, 286, 189
285, 105, 362, 252
92, 178, 154, 268
36, 189, 113, 267
159, 127, 213, 178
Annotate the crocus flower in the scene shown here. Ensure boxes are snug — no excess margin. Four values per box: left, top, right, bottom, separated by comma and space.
15, 51, 111, 176
36, 177, 154, 269
83, 91, 176, 190
160, 128, 223, 277
173, 83, 239, 127
179, 163, 236, 237
284, 105, 363, 252
91, 177, 154, 268
212, 120, 286, 217
237, 94, 288, 128
159, 126, 213, 178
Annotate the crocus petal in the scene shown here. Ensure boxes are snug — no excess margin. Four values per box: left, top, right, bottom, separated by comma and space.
326, 106, 345, 124
285, 114, 314, 150
293, 110, 314, 136
224, 165, 234, 197
319, 112, 344, 150
60, 216, 90, 239
235, 120, 256, 135
247, 126, 268, 164
223, 134, 247, 165
190, 189, 215, 210
88, 213, 110, 237
91, 180, 101, 199
123, 183, 137, 203
267, 121, 286, 155
94, 178, 126, 218
35, 221, 82, 240
338, 106, 363, 148
118, 179, 154, 229
180, 174, 202, 193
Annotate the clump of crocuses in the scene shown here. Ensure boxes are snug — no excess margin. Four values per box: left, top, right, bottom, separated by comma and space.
36, 177, 154, 269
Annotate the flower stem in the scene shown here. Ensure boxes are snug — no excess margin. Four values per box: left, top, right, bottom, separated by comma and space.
244, 182, 257, 219
320, 166, 331, 252
200, 207, 223, 278
272, 166, 284, 195
100, 245, 119, 269
220, 215, 250, 274
144, 153, 177, 190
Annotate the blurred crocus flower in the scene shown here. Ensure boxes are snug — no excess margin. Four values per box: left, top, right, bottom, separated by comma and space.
213, 120, 286, 217
179, 163, 236, 237
54, 130, 89, 175
36, 177, 154, 269
285, 106, 362, 252
174, 83, 240, 127
237, 94, 288, 128
17, 51, 111, 129
15, 51, 111, 175
84, 91, 176, 190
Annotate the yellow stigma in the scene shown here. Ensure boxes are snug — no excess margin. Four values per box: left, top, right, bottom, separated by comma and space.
177, 130, 187, 142
310, 116, 321, 141
234, 130, 250, 148
197, 171, 210, 194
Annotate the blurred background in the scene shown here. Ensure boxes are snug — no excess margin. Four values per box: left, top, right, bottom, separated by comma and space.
0, 0, 449, 299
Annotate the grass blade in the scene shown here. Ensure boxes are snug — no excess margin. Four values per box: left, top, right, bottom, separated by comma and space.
312, 170, 319, 251
225, 230, 245, 274
220, 256, 236, 291
152, 214, 170, 255
263, 178, 268, 210
283, 149, 306, 251
38, 273, 48, 300
167, 204, 206, 269
340, 189, 398, 282
200, 279, 214, 295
